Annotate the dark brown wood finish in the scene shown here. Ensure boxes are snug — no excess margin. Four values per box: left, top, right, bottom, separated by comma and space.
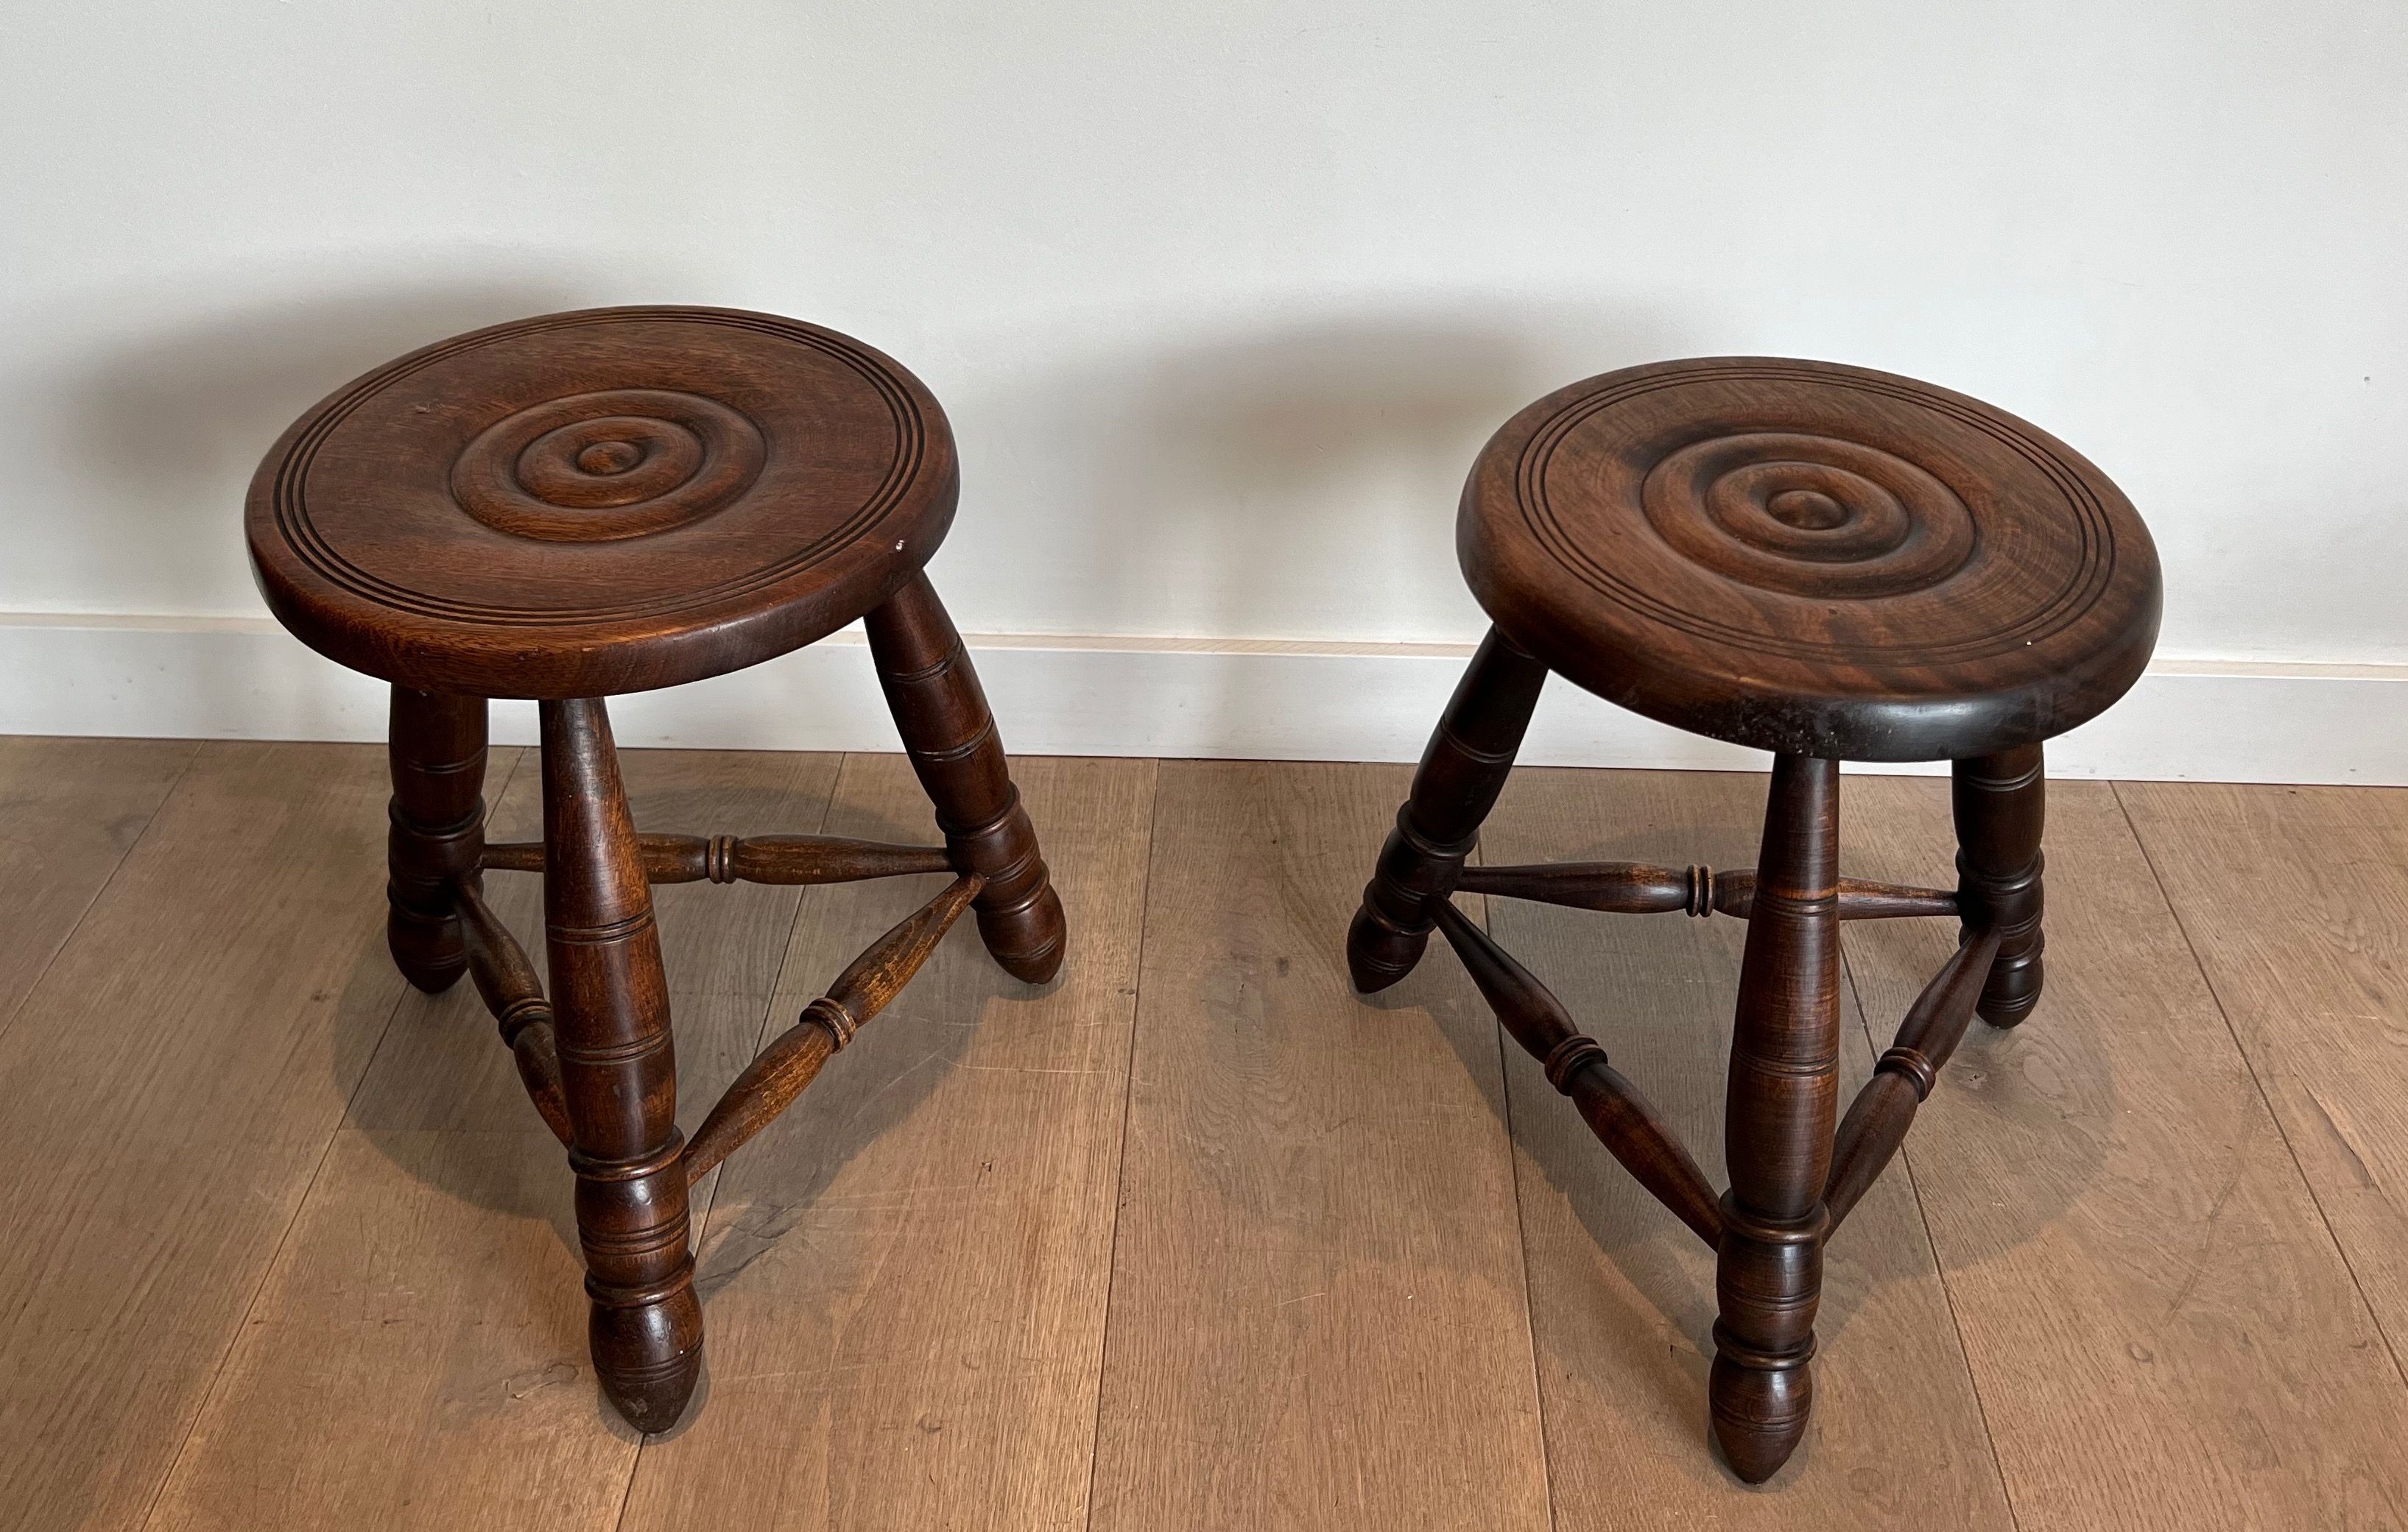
385, 687, 487, 992
1710, 754, 1841, 1483
539, 696, 703, 1434
1346, 626, 1549, 991
1355, 356, 2161, 1483
454, 875, 574, 1148
247, 306, 1067, 1436
1432, 899, 1722, 1246
1458, 358, 2160, 760
1460, 860, 1957, 921
450, 746, 1021, 1434
1823, 924, 2003, 1231
866, 569, 1066, 984
1954, 745, 2046, 1026
482, 830, 953, 885
245, 307, 960, 700
682, 870, 982, 1182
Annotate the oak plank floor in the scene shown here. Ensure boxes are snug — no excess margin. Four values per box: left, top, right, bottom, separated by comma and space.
1841, 774, 2408, 1528
1086, 761, 1552, 1532
1482, 766, 2013, 1524
0, 736, 196, 1043
144, 747, 840, 1532
619, 753, 1155, 1531
2115, 783, 2408, 1385
0, 744, 412, 1532
1, 741, 2405, 1531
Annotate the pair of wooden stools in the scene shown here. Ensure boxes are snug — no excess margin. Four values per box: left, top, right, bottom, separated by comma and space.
248, 308, 2158, 1481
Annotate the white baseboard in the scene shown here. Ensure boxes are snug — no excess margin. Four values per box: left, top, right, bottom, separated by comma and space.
0, 615, 2400, 785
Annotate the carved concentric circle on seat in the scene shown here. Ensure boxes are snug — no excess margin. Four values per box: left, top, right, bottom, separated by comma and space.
451, 388, 767, 541
247, 306, 960, 699
1641, 431, 1976, 599
1460, 358, 2161, 760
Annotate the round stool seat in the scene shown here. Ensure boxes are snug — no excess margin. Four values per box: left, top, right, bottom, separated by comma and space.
1460, 357, 2161, 760
247, 306, 957, 699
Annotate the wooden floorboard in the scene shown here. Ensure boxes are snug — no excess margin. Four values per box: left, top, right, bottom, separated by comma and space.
2116, 781, 2408, 1383
143, 746, 840, 1532
0, 736, 196, 1039
1085, 760, 1552, 1532
1481, 765, 2014, 1523
11, 741, 2408, 1530
617, 752, 1155, 1532
1842, 774, 2408, 1529
0, 743, 411, 1532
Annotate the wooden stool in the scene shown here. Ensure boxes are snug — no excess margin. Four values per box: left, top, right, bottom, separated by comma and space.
246, 306, 1066, 1433
1347, 358, 2160, 1482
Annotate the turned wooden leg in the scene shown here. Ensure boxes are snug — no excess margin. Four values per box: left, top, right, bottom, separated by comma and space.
387, 687, 487, 992
1953, 743, 2045, 1027
541, 697, 703, 1433
865, 570, 1066, 984
1712, 754, 1840, 1483
1347, 626, 1547, 992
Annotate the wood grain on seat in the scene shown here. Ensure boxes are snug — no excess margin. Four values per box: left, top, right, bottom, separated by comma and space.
1459, 358, 2161, 760
246, 306, 958, 699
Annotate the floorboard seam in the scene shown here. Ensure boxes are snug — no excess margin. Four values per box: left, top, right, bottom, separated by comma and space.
1080, 758, 1162, 1532
0, 737, 202, 1056
126, 743, 473, 1532
1837, 931, 2025, 1530
1481, 880, 1564, 1532
2108, 781, 2408, 1394
135, 1112, 382, 1532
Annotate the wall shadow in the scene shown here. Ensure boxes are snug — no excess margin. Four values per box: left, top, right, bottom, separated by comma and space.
937, 302, 1686, 660
49, 271, 605, 740
64, 275, 589, 513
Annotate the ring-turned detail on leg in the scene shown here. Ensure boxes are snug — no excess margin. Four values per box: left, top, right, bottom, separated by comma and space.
386, 686, 487, 992
540, 697, 703, 1433
248, 306, 1057, 1439
1358, 356, 2159, 1485
1711, 755, 1841, 1482
865, 569, 1066, 984
1953, 744, 2046, 1026
1347, 627, 1547, 992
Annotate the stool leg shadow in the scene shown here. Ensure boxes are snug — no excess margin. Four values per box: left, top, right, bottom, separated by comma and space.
865, 570, 1066, 984
1348, 626, 1547, 992
1711, 754, 1840, 1483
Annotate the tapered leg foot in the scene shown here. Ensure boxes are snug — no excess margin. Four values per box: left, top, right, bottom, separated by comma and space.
866, 571, 1066, 984
1346, 628, 1547, 993
1977, 945, 2043, 1027
1710, 1210, 1823, 1483
542, 697, 703, 1433
1711, 755, 1840, 1483
593, 1320, 703, 1434
1345, 898, 1433, 995
1711, 1341, 1814, 1484
585, 1171, 705, 1432
387, 687, 487, 992
947, 789, 1066, 984
1954, 744, 2046, 1027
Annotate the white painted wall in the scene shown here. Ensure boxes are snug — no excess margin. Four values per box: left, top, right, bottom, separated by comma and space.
3, 2, 2403, 777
